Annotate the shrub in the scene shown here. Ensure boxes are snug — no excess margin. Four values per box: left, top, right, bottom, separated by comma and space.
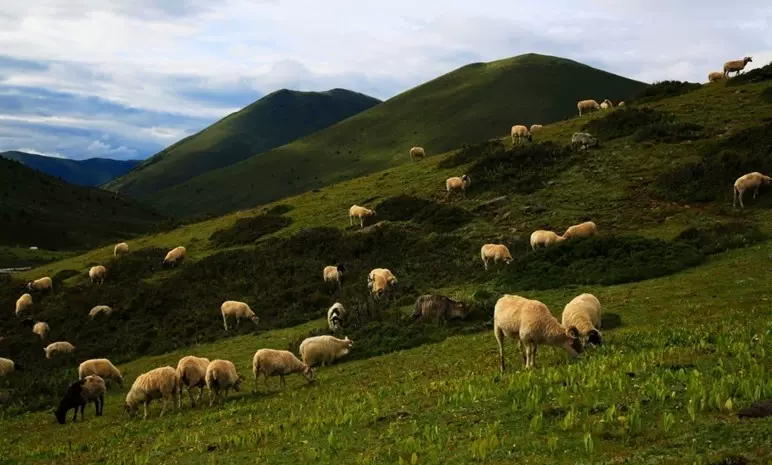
630, 80, 703, 104
437, 140, 506, 170
209, 206, 293, 246
760, 86, 772, 104
632, 121, 705, 144
375, 195, 475, 232
581, 108, 674, 140
725, 62, 772, 87
674, 222, 766, 255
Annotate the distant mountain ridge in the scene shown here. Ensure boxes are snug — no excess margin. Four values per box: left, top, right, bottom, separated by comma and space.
0, 151, 141, 187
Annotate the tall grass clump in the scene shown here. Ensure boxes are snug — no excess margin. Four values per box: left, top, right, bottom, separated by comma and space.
375, 195, 475, 232
673, 222, 766, 255
581, 108, 674, 140
209, 204, 293, 246
633, 121, 706, 144
437, 140, 506, 170
629, 80, 703, 104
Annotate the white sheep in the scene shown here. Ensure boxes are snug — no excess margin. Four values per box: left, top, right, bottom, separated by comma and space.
44, 341, 75, 359
299, 335, 353, 367
511, 125, 532, 146
409, 146, 426, 162
600, 99, 613, 110
163, 246, 186, 267
577, 99, 600, 116
530, 124, 544, 134
708, 71, 725, 83
561, 293, 602, 346
89, 305, 113, 319
562, 221, 598, 240
252, 348, 315, 393
79, 358, 124, 388
205, 359, 243, 406
530, 230, 565, 251
733, 172, 772, 209
571, 132, 599, 151
368, 268, 398, 299
125, 366, 180, 419
323, 264, 347, 288
27, 276, 53, 293
220, 300, 259, 331
445, 175, 471, 200
15, 293, 33, 316
114, 242, 130, 258
618, 101, 626, 108
0, 357, 21, 376
327, 302, 346, 331
89, 265, 107, 285
176, 355, 211, 407
493, 294, 583, 371
32, 321, 49, 340
724, 57, 753, 77
480, 244, 513, 270
349, 205, 377, 228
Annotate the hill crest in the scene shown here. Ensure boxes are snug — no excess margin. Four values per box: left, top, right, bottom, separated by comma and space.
0, 151, 141, 187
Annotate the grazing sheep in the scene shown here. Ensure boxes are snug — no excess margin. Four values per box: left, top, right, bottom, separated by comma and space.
445, 175, 471, 200
733, 172, 772, 209
162, 246, 186, 267
600, 99, 613, 110
724, 57, 753, 77
44, 341, 75, 359
299, 335, 353, 367
15, 293, 33, 316
562, 221, 598, 240
176, 356, 211, 407
618, 101, 626, 107
0, 357, 22, 376
114, 242, 130, 258
409, 146, 426, 162
327, 302, 346, 331
571, 132, 599, 151
577, 99, 600, 116
252, 349, 315, 393
349, 205, 377, 228
205, 359, 243, 406
220, 300, 259, 331
367, 268, 398, 299
511, 125, 532, 146
89, 305, 113, 319
530, 124, 544, 134
89, 265, 107, 285
27, 276, 53, 293
412, 294, 469, 322
124, 366, 180, 419
530, 230, 565, 251
708, 71, 725, 83
493, 294, 583, 371
79, 358, 124, 388
480, 244, 513, 270
561, 293, 602, 346
323, 264, 347, 288
32, 321, 49, 340
54, 375, 106, 424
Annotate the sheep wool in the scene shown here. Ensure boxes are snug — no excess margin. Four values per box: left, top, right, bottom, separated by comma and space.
577, 99, 600, 116
561, 293, 602, 346
299, 335, 353, 367
349, 205, 377, 228
708, 71, 725, 83
44, 341, 75, 359
510, 125, 532, 146
562, 221, 598, 240
323, 264, 346, 287
89, 265, 107, 285
220, 300, 259, 331
445, 175, 471, 199
79, 358, 124, 387
571, 132, 599, 151
480, 244, 513, 270
409, 146, 425, 162
15, 293, 33, 316
327, 302, 346, 331
27, 276, 53, 293
176, 355, 211, 407
368, 268, 398, 299
114, 242, 130, 258
252, 348, 315, 393
89, 305, 113, 319
733, 172, 772, 209
32, 321, 49, 339
530, 230, 565, 251
530, 124, 544, 133
723, 57, 753, 76
205, 359, 242, 406
163, 246, 186, 266
125, 366, 180, 419
0, 357, 20, 376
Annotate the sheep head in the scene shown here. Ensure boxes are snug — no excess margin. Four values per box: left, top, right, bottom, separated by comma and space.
233, 375, 243, 392
303, 366, 316, 383
564, 326, 584, 357
744, 57, 753, 64
587, 329, 602, 346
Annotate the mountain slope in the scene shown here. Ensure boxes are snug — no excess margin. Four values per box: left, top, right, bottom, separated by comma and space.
104, 88, 382, 196
146, 53, 649, 217
0, 157, 165, 250
0, 151, 141, 187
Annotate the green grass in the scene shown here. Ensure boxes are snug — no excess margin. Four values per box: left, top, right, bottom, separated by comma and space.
0, 151, 140, 187
0, 247, 74, 270
105, 88, 381, 197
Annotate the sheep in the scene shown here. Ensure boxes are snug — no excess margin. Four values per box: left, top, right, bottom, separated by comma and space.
480, 244, 513, 271
176, 356, 211, 407
412, 294, 469, 322
44, 341, 75, 359
562, 221, 598, 240
89, 305, 113, 319
32, 321, 49, 340
15, 293, 33, 316
205, 359, 243, 406
571, 132, 599, 151
0, 357, 22, 376
89, 265, 107, 285
600, 99, 614, 110
529, 230, 565, 251
445, 175, 471, 200
367, 268, 398, 299
124, 366, 180, 419
561, 293, 602, 346
708, 71, 725, 83
54, 375, 106, 424
114, 242, 129, 258
577, 99, 600, 116
493, 294, 583, 371
220, 300, 259, 331
724, 57, 753, 77
79, 358, 124, 388
618, 101, 626, 107
511, 125, 532, 146
162, 246, 186, 267
409, 146, 425, 162
530, 124, 543, 134
252, 348, 315, 393
349, 205, 377, 228
733, 172, 772, 209
327, 302, 346, 331
27, 276, 53, 293
299, 335, 353, 368
323, 264, 347, 288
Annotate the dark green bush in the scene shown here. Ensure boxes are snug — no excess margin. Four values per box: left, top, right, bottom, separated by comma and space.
674, 222, 766, 255
760, 86, 772, 103
375, 195, 475, 232
633, 121, 705, 144
209, 205, 293, 246
581, 108, 674, 140
630, 80, 703, 104
726, 62, 772, 87
437, 140, 506, 169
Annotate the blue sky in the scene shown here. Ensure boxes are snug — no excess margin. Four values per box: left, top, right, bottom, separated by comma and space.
1, 0, 770, 161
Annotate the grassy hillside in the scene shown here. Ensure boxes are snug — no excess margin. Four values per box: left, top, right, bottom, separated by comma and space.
0, 151, 141, 187
0, 158, 165, 250
104, 88, 381, 196
142, 53, 649, 217
1, 67, 772, 464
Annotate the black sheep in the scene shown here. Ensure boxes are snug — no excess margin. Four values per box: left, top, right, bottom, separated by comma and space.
53, 377, 105, 425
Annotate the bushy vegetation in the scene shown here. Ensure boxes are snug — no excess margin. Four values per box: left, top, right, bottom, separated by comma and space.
209, 205, 294, 246
632, 121, 706, 144
673, 222, 766, 255
725, 61, 772, 87
375, 195, 475, 232
581, 108, 674, 140
629, 80, 703, 104
760, 86, 772, 104
437, 140, 505, 169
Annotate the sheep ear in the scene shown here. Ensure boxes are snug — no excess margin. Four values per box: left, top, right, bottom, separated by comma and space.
567, 326, 580, 339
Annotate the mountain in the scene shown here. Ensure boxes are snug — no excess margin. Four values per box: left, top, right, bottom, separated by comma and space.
104, 88, 382, 196
0, 157, 165, 250
139, 53, 650, 217
0, 151, 141, 187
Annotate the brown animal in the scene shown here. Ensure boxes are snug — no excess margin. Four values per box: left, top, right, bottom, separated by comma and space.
412, 294, 469, 322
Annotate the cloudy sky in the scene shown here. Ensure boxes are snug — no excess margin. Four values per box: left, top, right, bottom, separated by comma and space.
1, 0, 770, 161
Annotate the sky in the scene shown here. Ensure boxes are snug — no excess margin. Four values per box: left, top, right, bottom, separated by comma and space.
0, 0, 770, 161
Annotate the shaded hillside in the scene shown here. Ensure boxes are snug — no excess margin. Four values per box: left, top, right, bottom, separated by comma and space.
104, 88, 381, 196
0, 151, 140, 187
0, 158, 165, 250
146, 53, 648, 216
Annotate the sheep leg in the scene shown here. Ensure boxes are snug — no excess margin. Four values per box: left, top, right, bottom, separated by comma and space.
223, 314, 229, 331
349, 215, 353, 226
187, 386, 195, 407
739, 190, 745, 209
518, 340, 527, 366
483, 258, 488, 271
160, 396, 168, 417
143, 402, 149, 420
494, 326, 506, 373
280, 375, 286, 389
531, 345, 538, 368
753, 185, 759, 199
